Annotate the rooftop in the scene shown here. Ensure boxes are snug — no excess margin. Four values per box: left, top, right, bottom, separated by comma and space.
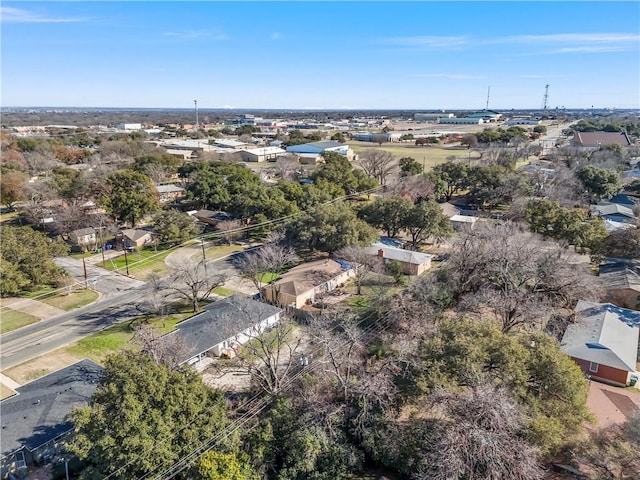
1, 359, 103, 457
591, 203, 635, 218
166, 295, 283, 364
561, 301, 640, 372
265, 259, 351, 297
574, 131, 632, 148
365, 243, 432, 266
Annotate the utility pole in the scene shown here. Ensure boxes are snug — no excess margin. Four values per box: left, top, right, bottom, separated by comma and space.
82, 257, 88, 289
123, 248, 130, 276
201, 238, 208, 274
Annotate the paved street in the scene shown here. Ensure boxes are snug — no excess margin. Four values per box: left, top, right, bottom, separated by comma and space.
54, 256, 145, 296
0, 288, 146, 370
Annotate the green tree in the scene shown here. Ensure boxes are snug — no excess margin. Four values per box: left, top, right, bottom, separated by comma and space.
193, 451, 258, 480
101, 170, 159, 226
402, 200, 453, 250
576, 165, 621, 201
152, 209, 201, 245
358, 196, 413, 238
67, 351, 230, 479
0, 226, 69, 295
430, 162, 470, 201
330, 132, 346, 143
533, 125, 547, 135
287, 202, 377, 253
48, 166, 89, 203
313, 152, 377, 195
398, 157, 423, 176
413, 319, 590, 455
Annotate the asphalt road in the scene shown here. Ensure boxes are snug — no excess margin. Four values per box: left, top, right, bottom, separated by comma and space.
0, 287, 146, 370
54, 257, 145, 296
1, 251, 258, 370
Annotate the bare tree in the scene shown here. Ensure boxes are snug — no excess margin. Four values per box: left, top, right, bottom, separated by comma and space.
274, 154, 300, 181
235, 242, 298, 296
386, 174, 435, 202
216, 219, 243, 245
413, 385, 543, 480
357, 149, 395, 185
224, 313, 303, 395
447, 223, 602, 332
163, 259, 226, 312
334, 245, 377, 295
133, 324, 191, 371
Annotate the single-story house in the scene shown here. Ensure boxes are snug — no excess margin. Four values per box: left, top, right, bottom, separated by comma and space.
600, 261, 640, 309
238, 147, 286, 163
155, 184, 185, 203
0, 360, 103, 477
561, 301, 639, 387
286, 141, 354, 160
450, 214, 478, 231
262, 258, 355, 308
165, 149, 194, 160
193, 210, 233, 226
166, 295, 283, 366
364, 243, 433, 275
68, 227, 98, 252
214, 139, 248, 149
572, 131, 632, 149
590, 203, 636, 224
120, 228, 154, 249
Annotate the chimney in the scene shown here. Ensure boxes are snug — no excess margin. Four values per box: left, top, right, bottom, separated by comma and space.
377, 249, 385, 258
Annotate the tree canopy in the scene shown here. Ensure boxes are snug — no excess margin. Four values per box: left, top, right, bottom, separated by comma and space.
101, 169, 159, 226
68, 351, 230, 479
0, 225, 69, 295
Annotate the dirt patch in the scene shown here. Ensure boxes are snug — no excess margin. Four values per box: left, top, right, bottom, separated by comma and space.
586, 380, 640, 428
3, 350, 84, 385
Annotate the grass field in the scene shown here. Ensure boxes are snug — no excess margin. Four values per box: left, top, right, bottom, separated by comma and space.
102, 248, 173, 279
0, 308, 39, 334
348, 141, 477, 170
42, 289, 99, 311
65, 315, 184, 363
213, 286, 236, 297
257, 272, 279, 284
194, 243, 245, 262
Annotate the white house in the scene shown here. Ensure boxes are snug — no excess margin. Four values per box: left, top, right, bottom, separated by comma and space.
238, 146, 286, 163
166, 295, 283, 366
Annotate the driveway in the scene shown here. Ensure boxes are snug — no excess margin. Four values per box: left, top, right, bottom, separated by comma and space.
587, 380, 640, 428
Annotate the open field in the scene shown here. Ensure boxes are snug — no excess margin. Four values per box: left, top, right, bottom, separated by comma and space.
41, 289, 99, 311
0, 308, 39, 334
101, 248, 173, 279
348, 141, 479, 170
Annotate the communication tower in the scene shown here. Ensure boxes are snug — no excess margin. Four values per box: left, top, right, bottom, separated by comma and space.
542, 85, 549, 110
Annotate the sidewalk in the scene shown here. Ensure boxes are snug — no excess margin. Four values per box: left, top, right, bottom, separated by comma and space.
1, 297, 66, 320
84, 249, 125, 265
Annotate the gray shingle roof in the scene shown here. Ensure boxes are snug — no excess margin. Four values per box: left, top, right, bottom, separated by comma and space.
365, 243, 432, 265
167, 295, 283, 364
1, 359, 103, 456
590, 203, 635, 218
561, 301, 640, 372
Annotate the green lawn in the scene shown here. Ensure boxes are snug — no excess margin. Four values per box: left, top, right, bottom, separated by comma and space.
195, 244, 245, 262
213, 286, 236, 297
257, 272, 280, 284
42, 289, 99, 311
347, 141, 476, 170
0, 308, 39, 334
23, 286, 58, 299
65, 315, 184, 363
101, 248, 173, 279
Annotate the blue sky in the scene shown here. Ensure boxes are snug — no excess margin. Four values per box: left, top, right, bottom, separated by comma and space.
2, 1, 639, 109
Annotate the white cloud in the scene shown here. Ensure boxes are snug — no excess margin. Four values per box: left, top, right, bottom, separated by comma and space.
411, 73, 485, 80
163, 30, 228, 41
1, 6, 85, 23
380, 35, 468, 49
502, 33, 640, 44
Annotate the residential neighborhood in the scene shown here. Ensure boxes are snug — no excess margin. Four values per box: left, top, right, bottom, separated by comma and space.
1, 1, 640, 479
